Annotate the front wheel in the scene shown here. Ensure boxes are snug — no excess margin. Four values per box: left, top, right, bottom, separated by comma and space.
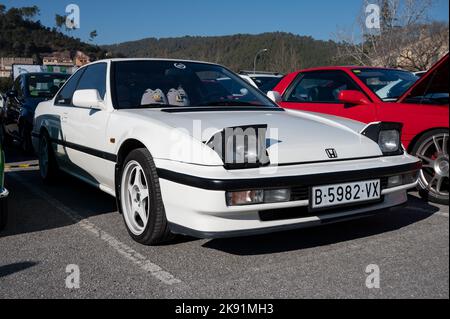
38, 132, 59, 183
119, 148, 173, 245
412, 129, 449, 205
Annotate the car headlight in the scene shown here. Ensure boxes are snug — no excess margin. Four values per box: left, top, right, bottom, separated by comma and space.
379, 129, 400, 153
361, 122, 404, 156
207, 124, 270, 169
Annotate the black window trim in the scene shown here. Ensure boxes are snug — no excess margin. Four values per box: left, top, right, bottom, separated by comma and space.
282, 70, 373, 104
54, 62, 108, 108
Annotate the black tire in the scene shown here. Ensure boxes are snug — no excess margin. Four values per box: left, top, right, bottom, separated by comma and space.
38, 132, 59, 183
1, 124, 13, 148
19, 124, 33, 154
119, 148, 174, 245
411, 129, 449, 205
0, 199, 7, 231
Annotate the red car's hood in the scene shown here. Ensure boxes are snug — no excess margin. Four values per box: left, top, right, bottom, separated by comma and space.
397, 53, 449, 103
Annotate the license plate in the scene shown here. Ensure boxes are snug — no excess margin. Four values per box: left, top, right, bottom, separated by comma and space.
311, 180, 381, 210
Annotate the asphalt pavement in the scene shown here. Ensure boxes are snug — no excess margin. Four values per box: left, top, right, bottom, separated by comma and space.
0, 147, 448, 299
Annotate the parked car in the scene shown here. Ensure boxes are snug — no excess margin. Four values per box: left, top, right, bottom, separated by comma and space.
32, 59, 421, 245
2, 72, 69, 152
239, 71, 284, 93
271, 54, 449, 204
0, 141, 8, 231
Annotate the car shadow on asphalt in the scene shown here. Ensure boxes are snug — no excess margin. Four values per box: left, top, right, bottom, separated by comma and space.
0, 262, 39, 279
202, 195, 440, 256
1, 169, 117, 238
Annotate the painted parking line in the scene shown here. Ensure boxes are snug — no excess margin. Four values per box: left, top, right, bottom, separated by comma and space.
8, 172, 182, 286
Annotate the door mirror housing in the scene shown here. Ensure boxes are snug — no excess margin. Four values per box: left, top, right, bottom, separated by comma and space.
338, 90, 371, 106
267, 91, 282, 104
72, 89, 104, 110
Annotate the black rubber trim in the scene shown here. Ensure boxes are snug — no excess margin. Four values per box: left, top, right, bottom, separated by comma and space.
160, 107, 284, 113
33, 133, 117, 162
168, 202, 407, 239
156, 161, 422, 191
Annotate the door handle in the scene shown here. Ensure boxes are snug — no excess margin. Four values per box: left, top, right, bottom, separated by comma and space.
62, 112, 68, 123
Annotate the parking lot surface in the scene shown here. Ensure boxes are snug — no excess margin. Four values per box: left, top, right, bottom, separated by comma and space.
0, 149, 448, 299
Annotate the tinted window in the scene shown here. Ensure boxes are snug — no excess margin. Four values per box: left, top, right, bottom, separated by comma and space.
55, 69, 85, 106
112, 61, 277, 109
76, 63, 107, 99
286, 71, 360, 103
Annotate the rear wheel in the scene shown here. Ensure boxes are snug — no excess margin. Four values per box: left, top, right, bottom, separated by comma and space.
19, 124, 33, 154
119, 148, 173, 245
38, 132, 59, 183
411, 129, 449, 205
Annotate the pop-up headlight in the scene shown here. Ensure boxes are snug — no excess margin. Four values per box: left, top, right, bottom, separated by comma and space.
361, 122, 404, 156
207, 124, 270, 169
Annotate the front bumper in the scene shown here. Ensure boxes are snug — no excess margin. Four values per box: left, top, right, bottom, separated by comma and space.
155, 155, 421, 238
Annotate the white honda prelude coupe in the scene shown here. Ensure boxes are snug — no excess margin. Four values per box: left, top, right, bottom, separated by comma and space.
32, 59, 421, 245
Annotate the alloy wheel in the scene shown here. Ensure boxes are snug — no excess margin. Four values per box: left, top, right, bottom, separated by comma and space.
416, 133, 449, 201
121, 161, 150, 236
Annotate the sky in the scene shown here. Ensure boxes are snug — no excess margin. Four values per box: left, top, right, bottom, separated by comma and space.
2, 0, 449, 45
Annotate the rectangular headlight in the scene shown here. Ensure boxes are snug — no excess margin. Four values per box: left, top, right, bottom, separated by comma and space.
361, 122, 403, 156
379, 130, 400, 153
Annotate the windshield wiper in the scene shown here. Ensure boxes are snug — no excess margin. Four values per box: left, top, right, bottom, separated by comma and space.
197, 100, 266, 107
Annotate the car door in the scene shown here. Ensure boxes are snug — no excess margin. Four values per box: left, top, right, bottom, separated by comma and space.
61, 62, 115, 191
50, 67, 86, 170
279, 70, 377, 124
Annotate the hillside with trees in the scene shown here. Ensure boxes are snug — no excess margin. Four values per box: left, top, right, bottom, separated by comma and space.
103, 32, 349, 73
0, 4, 106, 62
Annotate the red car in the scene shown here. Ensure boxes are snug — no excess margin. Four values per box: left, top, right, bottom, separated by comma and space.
272, 54, 449, 204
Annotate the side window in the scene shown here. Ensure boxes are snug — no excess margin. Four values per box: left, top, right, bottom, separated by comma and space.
76, 63, 107, 99
55, 69, 85, 106
286, 71, 361, 103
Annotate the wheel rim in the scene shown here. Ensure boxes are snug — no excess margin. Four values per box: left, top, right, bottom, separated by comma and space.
121, 161, 150, 236
39, 137, 49, 178
416, 133, 449, 200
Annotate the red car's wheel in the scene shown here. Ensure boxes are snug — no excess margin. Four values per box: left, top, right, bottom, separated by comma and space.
412, 129, 449, 205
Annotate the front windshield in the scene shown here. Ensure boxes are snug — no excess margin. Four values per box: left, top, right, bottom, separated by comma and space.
353, 69, 419, 101
26, 74, 69, 98
112, 61, 278, 109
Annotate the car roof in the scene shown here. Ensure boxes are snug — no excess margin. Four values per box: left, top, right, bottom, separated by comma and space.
294, 65, 411, 73
94, 58, 218, 66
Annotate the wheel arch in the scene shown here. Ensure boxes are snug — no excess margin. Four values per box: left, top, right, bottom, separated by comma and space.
115, 138, 149, 212
408, 127, 449, 154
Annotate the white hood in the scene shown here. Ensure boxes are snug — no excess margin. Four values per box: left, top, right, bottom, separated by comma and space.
121, 108, 383, 165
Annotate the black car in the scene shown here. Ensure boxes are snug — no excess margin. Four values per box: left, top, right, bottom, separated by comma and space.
2, 72, 69, 152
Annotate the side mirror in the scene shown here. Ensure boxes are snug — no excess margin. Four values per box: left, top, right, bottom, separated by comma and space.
267, 91, 282, 104
6, 90, 18, 98
338, 90, 371, 106
72, 89, 104, 110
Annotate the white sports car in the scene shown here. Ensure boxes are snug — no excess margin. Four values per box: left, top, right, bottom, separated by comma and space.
32, 59, 421, 245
